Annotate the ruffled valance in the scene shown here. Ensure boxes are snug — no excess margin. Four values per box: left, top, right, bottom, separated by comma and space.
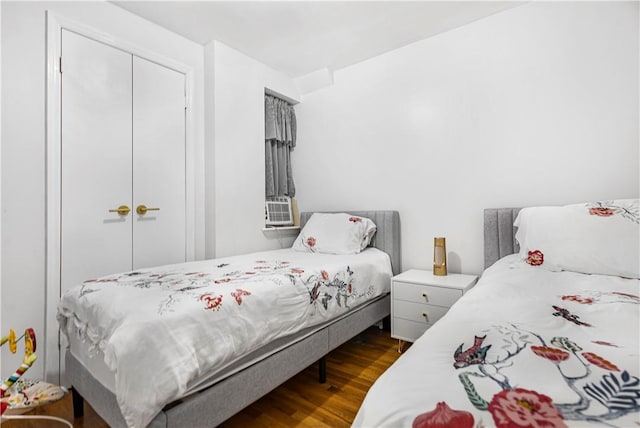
265, 95, 296, 147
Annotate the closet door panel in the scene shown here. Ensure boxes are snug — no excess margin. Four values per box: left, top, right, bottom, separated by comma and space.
132, 57, 186, 269
61, 30, 133, 291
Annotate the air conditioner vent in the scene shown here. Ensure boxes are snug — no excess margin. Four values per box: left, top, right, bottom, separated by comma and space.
265, 197, 293, 226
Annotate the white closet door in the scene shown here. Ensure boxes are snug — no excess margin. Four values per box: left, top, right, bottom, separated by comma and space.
132, 57, 186, 269
61, 30, 133, 291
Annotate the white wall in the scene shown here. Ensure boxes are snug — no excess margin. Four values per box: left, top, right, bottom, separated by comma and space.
1, 1, 205, 380
294, 2, 639, 275
0, 4, 3, 372
207, 40, 300, 257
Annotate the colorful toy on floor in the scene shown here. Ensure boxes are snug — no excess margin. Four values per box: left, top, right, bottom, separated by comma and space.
1, 327, 71, 427
1, 328, 37, 398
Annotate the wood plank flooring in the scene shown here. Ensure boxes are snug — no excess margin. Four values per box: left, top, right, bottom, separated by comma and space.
2, 327, 402, 427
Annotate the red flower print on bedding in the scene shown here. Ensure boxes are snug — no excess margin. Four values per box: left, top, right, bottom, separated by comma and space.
561, 295, 594, 304
488, 388, 567, 428
582, 352, 620, 371
186, 272, 208, 278
231, 289, 251, 305
586, 200, 640, 223
321, 270, 329, 281
455, 325, 640, 424
561, 291, 638, 305
589, 207, 617, 217
299, 235, 317, 252
348, 217, 362, 223
412, 401, 474, 428
200, 293, 223, 311
526, 250, 544, 266
531, 346, 570, 363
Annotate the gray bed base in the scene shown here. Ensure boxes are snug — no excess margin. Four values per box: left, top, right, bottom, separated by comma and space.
483, 208, 522, 269
68, 210, 400, 427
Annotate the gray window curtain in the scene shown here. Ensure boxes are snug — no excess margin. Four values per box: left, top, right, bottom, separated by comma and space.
265, 94, 296, 198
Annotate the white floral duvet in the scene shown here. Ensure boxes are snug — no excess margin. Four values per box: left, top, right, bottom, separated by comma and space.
58, 248, 392, 427
353, 255, 640, 428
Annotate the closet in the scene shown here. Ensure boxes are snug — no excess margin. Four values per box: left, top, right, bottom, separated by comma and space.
60, 29, 186, 293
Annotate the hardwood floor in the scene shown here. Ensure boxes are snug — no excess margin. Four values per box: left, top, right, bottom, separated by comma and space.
2, 327, 402, 427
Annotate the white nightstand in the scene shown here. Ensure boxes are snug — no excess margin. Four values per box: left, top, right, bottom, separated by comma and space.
391, 269, 477, 351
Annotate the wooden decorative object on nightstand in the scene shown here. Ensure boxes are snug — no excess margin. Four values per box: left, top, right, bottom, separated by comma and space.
391, 269, 477, 352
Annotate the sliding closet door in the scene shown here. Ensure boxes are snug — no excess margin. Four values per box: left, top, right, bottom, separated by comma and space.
132, 57, 186, 269
61, 29, 133, 291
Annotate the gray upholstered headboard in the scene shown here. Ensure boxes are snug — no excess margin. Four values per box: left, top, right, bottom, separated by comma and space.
484, 208, 522, 269
300, 211, 401, 276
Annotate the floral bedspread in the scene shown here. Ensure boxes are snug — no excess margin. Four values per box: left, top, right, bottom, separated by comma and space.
353, 255, 639, 428
57, 248, 392, 428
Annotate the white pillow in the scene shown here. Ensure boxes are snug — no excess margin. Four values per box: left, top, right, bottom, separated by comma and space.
292, 213, 377, 255
514, 199, 639, 278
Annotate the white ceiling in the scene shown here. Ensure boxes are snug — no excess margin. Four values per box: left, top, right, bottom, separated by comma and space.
113, 1, 522, 78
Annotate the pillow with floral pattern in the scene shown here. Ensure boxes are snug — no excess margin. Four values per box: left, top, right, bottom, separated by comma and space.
292, 213, 376, 255
514, 199, 639, 278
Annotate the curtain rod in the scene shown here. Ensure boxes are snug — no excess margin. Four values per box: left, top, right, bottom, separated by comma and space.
264, 88, 300, 105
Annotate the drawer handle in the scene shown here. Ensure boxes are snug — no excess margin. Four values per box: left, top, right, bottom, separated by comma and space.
422, 312, 428, 319
422, 293, 428, 299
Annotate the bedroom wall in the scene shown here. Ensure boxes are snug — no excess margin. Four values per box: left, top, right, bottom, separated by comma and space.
1, 1, 205, 380
294, 1, 639, 276
206, 40, 300, 258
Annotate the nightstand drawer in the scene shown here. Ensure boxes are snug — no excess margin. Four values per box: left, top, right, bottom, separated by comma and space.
392, 317, 432, 342
393, 300, 450, 324
393, 281, 462, 307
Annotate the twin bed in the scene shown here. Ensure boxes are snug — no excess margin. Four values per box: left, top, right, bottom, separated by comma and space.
355, 200, 639, 428
59, 210, 400, 427
59, 201, 639, 428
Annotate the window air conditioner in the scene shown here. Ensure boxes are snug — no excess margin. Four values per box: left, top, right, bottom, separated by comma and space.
265, 197, 294, 226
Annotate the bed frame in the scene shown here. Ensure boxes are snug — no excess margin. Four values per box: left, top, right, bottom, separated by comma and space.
68, 210, 401, 427
483, 207, 522, 268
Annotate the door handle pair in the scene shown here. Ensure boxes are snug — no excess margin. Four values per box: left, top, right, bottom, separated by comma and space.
108, 205, 160, 216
